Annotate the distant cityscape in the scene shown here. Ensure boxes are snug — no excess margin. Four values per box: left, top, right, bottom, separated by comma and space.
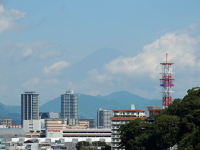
1, 0, 200, 149
0, 54, 173, 150
0, 88, 163, 150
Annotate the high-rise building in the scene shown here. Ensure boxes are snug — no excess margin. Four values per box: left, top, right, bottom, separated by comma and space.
97, 109, 112, 129
21, 91, 41, 132
61, 90, 78, 125
110, 106, 146, 150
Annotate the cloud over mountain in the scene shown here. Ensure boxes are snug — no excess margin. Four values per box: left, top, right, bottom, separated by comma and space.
105, 32, 200, 79
44, 61, 70, 75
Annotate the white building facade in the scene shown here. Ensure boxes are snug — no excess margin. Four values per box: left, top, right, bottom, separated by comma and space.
110, 108, 146, 150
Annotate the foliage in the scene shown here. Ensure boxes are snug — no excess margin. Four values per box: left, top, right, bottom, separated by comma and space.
76, 141, 91, 150
76, 141, 111, 150
92, 141, 107, 146
120, 87, 200, 150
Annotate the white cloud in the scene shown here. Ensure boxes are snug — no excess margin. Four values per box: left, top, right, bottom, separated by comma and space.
22, 78, 40, 89
44, 61, 70, 75
0, 5, 26, 34
105, 32, 200, 79
0, 41, 65, 63
22, 48, 32, 59
44, 79, 59, 84
88, 69, 113, 83
40, 51, 61, 59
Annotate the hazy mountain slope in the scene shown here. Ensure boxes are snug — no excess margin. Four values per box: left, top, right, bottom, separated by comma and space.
0, 102, 20, 124
59, 48, 123, 81
0, 102, 20, 114
40, 91, 161, 119
0, 91, 161, 122
40, 97, 60, 113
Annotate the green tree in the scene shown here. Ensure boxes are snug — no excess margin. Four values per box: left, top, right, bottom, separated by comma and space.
120, 118, 154, 150
153, 115, 180, 149
120, 87, 200, 150
76, 141, 91, 150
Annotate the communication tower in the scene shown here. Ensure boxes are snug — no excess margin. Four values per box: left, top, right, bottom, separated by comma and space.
160, 53, 174, 108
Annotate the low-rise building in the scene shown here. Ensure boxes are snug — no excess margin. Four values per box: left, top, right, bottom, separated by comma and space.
147, 106, 162, 123
0, 119, 12, 128
63, 128, 111, 138
46, 119, 66, 138
40, 112, 60, 119
147, 106, 162, 116
79, 119, 96, 128
23, 120, 41, 132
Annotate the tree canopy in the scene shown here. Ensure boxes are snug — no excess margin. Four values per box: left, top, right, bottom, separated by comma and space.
120, 87, 200, 150
76, 141, 111, 150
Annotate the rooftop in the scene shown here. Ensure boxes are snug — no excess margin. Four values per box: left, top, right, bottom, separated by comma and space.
147, 106, 162, 109
112, 109, 145, 112
110, 117, 147, 121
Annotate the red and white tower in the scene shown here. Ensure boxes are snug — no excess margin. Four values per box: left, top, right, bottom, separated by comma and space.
160, 53, 174, 108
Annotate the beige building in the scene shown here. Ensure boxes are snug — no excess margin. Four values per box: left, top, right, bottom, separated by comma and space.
45, 119, 111, 143
65, 120, 89, 129
63, 128, 111, 138
45, 119, 66, 138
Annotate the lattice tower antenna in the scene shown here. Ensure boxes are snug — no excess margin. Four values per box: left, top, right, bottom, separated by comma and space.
160, 53, 174, 108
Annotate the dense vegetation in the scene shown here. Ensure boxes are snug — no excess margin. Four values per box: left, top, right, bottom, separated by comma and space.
120, 87, 200, 150
76, 141, 111, 150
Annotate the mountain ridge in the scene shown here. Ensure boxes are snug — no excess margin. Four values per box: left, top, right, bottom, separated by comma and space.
0, 91, 161, 121
40, 91, 161, 119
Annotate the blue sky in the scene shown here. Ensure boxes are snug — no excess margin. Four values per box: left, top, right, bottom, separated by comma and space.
1, 0, 200, 105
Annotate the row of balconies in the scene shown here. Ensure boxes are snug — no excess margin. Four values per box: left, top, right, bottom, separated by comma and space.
113, 112, 145, 116
111, 126, 120, 129
111, 135, 120, 138
111, 139, 121, 142
111, 131, 119, 134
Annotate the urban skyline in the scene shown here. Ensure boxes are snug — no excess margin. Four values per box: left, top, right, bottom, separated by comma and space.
0, 1, 199, 149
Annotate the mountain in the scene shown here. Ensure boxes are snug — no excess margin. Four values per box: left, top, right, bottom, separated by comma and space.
0, 91, 161, 122
59, 48, 124, 81
40, 91, 161, 119
74, 48, 123, 71
0, 102, 20, 124
0, 102, 20, 114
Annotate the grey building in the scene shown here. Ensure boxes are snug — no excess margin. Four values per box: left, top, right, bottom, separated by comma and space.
40, 112, 60, 119
79, 119, 96, 128
97, 109, 112, 129
21, 91, 40, 132
61, 90, 78, 125
0, 119, 12, 128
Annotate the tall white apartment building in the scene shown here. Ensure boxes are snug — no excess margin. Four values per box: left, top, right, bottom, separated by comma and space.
61, 90, 78, 125
110, 105, 146, 150
21, 91, 41, 132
